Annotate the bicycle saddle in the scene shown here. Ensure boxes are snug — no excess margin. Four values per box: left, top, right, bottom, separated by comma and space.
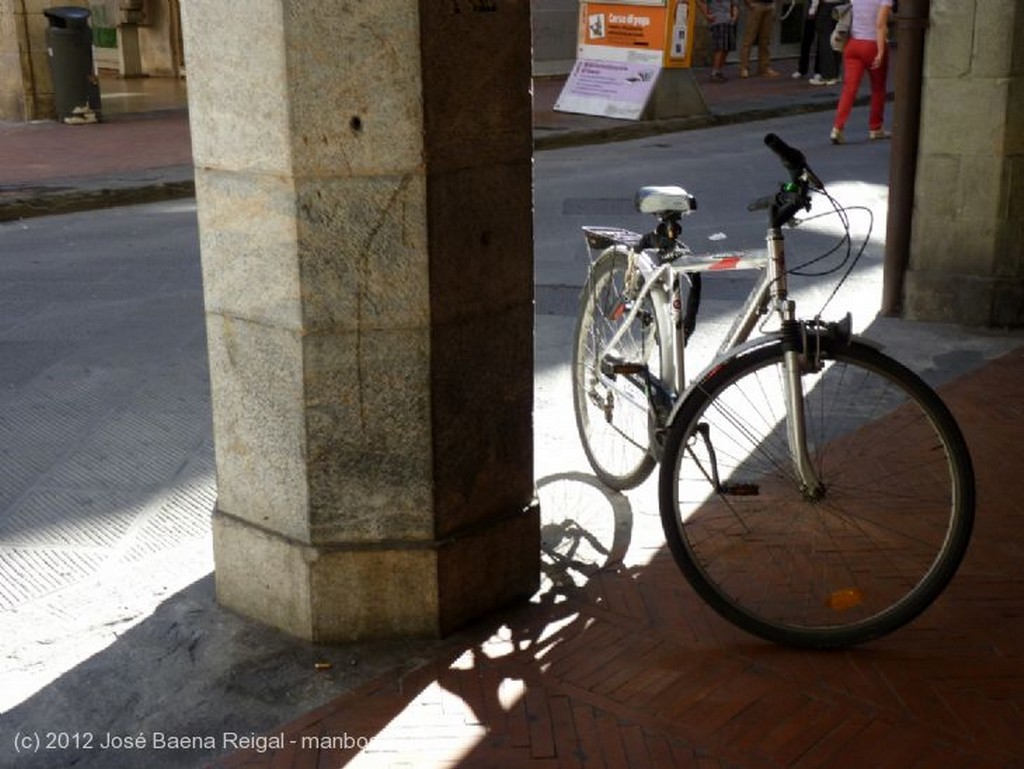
635, 186, 697, 216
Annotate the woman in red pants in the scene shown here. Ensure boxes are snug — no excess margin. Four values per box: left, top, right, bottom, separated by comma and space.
830, 0, 893, 143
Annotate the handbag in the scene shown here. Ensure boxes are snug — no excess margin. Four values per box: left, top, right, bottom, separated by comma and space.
830, 3, 852, 51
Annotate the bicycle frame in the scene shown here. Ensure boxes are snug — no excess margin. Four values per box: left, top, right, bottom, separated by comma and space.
582, 222, 825, 496
582, 232, 767, 392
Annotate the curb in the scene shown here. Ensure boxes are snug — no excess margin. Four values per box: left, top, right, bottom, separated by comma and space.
533, 92, 882, 151
0, 178, 196, 222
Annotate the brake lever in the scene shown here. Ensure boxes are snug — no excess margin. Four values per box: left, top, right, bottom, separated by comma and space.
801, 167, 825, 193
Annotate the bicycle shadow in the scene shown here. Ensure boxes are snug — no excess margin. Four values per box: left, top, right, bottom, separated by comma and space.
280, 469, 790, 765
537, 471, 634, 590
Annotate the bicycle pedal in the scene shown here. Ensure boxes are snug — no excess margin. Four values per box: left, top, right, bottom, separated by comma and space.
719, 482, 760, 496
600, 355, 647, 378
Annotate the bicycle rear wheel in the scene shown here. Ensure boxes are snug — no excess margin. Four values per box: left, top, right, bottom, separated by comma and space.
573, 248, 665, 490
659, 339, 974, 648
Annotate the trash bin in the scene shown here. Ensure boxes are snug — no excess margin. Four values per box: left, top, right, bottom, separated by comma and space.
44, 6, 102, 124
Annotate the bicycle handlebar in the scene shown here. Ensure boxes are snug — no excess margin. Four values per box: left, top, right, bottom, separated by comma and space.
755, 134, 825, 228
764, 133, 824, 191
764, 133, 805, 176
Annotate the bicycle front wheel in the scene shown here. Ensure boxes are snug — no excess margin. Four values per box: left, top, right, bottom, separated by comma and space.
659, 339, 974, 648
573, 248, 665, 490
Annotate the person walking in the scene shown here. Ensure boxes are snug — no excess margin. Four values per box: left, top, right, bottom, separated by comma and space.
699, 0, 739, 82
830, 0, 893, 143
793, 0, 821, 80
809, 0, 842, 85
739, 0, 779, 78
790, 0, 823, 79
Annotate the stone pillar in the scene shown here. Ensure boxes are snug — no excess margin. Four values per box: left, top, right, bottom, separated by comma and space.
903, 0, 1024, 327
117, 24, 143, 77
181, 0, 538, 642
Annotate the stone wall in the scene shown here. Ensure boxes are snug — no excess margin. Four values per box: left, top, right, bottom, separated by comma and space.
0, 0, 27, 119
905, 0, 1024, 326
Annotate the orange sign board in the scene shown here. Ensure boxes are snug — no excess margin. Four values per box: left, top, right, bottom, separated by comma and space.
580, 1, 696, 68
582, 3, 668, 54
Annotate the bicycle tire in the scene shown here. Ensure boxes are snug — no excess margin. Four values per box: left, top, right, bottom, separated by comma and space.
658, 338, 975, 649
572, 247, 666, 490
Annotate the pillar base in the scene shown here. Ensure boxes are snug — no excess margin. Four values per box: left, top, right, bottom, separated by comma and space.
212, 502, 541, 642
643, 68, 709, 120
903, 270, 1024, 328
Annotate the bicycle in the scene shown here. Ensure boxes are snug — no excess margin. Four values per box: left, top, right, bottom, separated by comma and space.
571, 134, 974, 649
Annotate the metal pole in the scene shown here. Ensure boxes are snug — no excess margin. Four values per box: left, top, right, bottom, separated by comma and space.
882, 0, 930, 317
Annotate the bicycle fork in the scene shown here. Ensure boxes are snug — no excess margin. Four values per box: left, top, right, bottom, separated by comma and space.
767, 229, 825, 500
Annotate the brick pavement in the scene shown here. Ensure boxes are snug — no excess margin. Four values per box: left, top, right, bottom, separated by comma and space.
208, 347, 1024, 768
0, 111, 192, 188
